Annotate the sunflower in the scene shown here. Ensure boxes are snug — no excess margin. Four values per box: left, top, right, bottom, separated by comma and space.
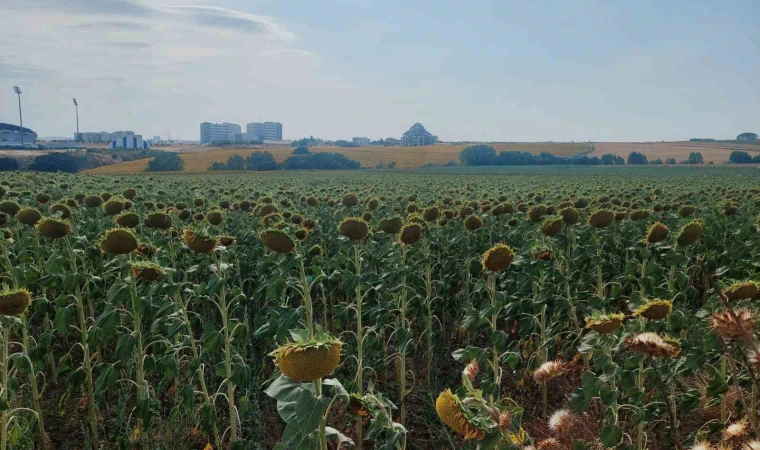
399, 223, 423, 246
435, 390, 487, 440
144, 213, 172, 230
116, 212, 140, 229
37, 218, 71, 239
626, 332, 680, 358
710, 308, 755, 342
633, 299, 672, 320
533, 360, 567, 383
272, 337, 342, 382
100, 228, 138, 254
644, 222, 669, 244
339, 217, 369, 241
131, 262, 164, 282
17, 208, 42, 226
585, 313, 624, 334
183, 229, 217, 253
724, 280, 759, 301
482, 244, 514, 272
0, 288, 32, 316
588, 209, 614, 228
464, 215, 483, 231
259, 229, 295, 254
542, 217, 564, 237
676, 221, 703, 247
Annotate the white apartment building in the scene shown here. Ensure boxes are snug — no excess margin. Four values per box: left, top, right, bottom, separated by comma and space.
246, 122, 282, 141
200, 122, 241, 144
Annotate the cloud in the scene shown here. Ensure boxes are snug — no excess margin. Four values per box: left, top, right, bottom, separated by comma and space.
164, 6, 295, 39
103, 42, 153, 49
72, 21, 152, 31
11, 0, 152, 16
0, 58, 51, 80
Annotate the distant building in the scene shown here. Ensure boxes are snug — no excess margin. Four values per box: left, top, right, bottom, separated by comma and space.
75, 131, 111, 142
353, 137, 371, 146
385, 137, 400, 146
110, 131, 150, 149
246, 122, 282, 141
0, 123, 37, 147
200, 122, 241, 144
401, 123, 438, 147
153, 136, 161, 142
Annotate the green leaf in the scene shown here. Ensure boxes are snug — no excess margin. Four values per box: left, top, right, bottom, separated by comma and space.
323, 378, 349, 402
600, 423, 622, 447
325, 426, 354, 447
581, 372, 602, 400
56, 352, 73, 375
115, 333, 136, 364
95, 363, 117, 395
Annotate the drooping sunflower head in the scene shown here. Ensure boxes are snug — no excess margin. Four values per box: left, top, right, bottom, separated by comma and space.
585, 313, 625, 334
339, 217, 369, 241
588, 209, 615, 229
722, 419, 748, 443
205, 210, 224, 226
482, 243, 514, 272
527, 205, 547, 224
0, 288, 32, 317
633, 299, 673, 320
676, 221, 703, 247
84, 195, 103, 208
548, 409, 576, 438
259, 229, 295, 254
342, 193, 359, 207
435, 389, 487, 440
271, 332, 342, 382
560, 207, 579, 225
50, 203, 72, 219
37, 217, 71, 239
130, 261, 164, 283
464, 215, 484, 231
422, 206, 440, 222
102, 198, 125, 216
724, 280, 760, 301
710, 308, 755, 342
399, 223, 423, 246
116, 212, 140, 229
379, 216, 404, 234
626, 332, 680, 358
17, 208, 42, 226
533, 360, 567, 383
541, 217, 564, 237
0, 201, 20, 216
100, 228, 139, 255
218, 235, 236, 247
183, 229, 217, 253
644, 222, 669, 244
144, 212, 172, 230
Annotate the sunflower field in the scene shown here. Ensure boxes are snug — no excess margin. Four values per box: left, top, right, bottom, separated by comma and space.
0, 168, 760, 450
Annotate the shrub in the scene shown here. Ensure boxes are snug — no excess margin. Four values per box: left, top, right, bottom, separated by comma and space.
146, 152, 184, 172
282, 152, 360, 170
0, 157, 19, 171
293, 145, 310, 155
627, 151, 648, 165
30, 152, 81, 173
729, 151, 753, 164
246, 151, 281, 171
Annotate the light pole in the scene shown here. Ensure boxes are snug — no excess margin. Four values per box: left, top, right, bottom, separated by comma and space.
73, 98, 80, 141
13, 86, 23, 148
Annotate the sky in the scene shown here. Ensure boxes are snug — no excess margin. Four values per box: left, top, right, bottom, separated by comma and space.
0, 0, 758, 142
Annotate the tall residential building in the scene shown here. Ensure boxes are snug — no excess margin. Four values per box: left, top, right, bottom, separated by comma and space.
246, 122, 282, 141
200, 122, 242, 144
401, 123, 438, 147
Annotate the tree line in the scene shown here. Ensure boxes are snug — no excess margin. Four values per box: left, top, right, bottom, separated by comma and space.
208, 147, 361, 172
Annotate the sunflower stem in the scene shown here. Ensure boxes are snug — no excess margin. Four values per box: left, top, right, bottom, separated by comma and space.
354, 244, 364, 450
0, 319, 9, 450
651, 361, 682, 450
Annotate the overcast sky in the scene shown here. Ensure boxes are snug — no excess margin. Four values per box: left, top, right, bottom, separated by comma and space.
1, 0, 758, 142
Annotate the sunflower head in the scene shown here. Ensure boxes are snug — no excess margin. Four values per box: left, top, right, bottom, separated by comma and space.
399, 223, 423, 246
103, 198, 125, 216
0, 288, 32, 317
633, 299, 673, 320
724, 280, 759, 301
339, 217, 369, 241
626, 332, 680, 358
677, 221, 703, 247
131, 262, 164, 283
542, 217, 564, 237
560, 207, 579, 225
183, 229, 217, 253
116, 212, 140, 229
482, 243, 514, 272
342, 193, 359, 207
0, 201, 20, 216
585, 313, 625, 334
533, 360, 567, 383
588, 209, 615, 228
205, 210, 224, 226
464, 215, 483, 231
644, 222, 669, 244
271, 330, 342, 382
37, 217, 71, 239
144, 212, 172, 230
17, 208, 42, 226
259, 229, 295, 254
710, 308, 755, 342
422, 206, 440, 222
435, 389, 487, 440
100, 228, 139, 254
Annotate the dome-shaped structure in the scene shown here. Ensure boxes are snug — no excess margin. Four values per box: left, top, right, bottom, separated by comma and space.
0, 123, 37, 148
401, 123, 438, 147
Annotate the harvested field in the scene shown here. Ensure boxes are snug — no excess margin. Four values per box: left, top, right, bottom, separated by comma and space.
590, 141, 751, 163
84, 142, 591, 174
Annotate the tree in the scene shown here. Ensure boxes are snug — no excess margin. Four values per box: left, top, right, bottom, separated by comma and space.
293, 145, 310, 155
0, 157, 19, 171
600, 154, 625, 165
686, 152, 704, 164
246, 151, 280, 171
665, 158, 677, 165
226, 154, 245, 170
282, 152, 360, 170
729, 151, 753, 164
146, 152, 184, 172
627, 151, 648, 165
30, 152, 81, 173
737, 132, 758, 141
650, 159, 664, 165
460, 145, 497, 166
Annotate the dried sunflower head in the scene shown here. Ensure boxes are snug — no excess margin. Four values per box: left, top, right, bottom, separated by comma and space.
533, 360, 567, 383
626, 332, 680, 358
585, 313, 625, 334
710, 308, 755, 342
548, 409, 576, 438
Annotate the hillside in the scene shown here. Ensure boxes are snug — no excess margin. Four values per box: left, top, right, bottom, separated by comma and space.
84, 142, 590, 174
